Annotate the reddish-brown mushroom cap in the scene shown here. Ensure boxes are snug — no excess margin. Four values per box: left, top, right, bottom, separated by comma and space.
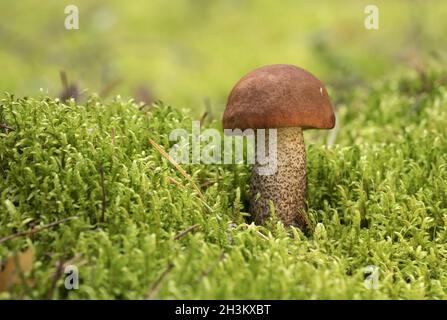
223, 64, 335, 130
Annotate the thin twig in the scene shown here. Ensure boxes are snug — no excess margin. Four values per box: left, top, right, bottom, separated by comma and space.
99, 165, 106, 223
138, 103, 153, 112
60, 70, 68, 92
200, 180, 215, 188
111, 127, 116, 147
149, 138, 213, 212
0, 123, 15, 132
99, 79, 121, 98
46, 259, 65, 300
174, 224, 200, 241
202, 97, 212, 123
0, 216, 78, 244
143, 219, 197, 299
200, 111, 208, 124
59, 70, 79, 101
145, 262, 175, 300
196, 251, 226, 283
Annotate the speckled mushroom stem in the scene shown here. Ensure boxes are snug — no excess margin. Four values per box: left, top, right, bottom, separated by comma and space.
250, 127, 308, 230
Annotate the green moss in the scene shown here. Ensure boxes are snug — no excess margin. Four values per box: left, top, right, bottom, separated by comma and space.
1, 69, 447, 299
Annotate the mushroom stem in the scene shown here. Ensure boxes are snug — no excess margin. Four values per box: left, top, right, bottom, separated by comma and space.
250, 127, 308, 229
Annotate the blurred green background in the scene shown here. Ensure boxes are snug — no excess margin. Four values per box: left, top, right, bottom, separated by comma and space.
1, 0, 446, 116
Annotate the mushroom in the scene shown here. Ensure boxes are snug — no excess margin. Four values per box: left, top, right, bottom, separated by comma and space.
222, 64, 335, 230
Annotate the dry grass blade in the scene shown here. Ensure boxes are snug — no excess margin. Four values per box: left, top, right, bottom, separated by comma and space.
241, 223, 269, 241
167, 176, 182, 187
111, 127, 116, 146
256, 230, 269, 241
149, 139, 197, 190
149, 138, 213, 212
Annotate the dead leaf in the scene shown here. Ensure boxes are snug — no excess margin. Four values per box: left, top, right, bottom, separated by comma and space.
0, 247, 34, 292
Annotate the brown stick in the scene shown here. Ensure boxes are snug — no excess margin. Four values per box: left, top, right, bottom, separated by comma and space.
145, 262, 175, 299
99, 165, 106, 222
196, 251, 226, 283
46, 259, 65, 300
0, 123, 15, 132
0, 216, 77, 244
143, 224, 201, 299
200, 111, 208, 124
60, 70, 69, 92
173, 224, 200, 241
